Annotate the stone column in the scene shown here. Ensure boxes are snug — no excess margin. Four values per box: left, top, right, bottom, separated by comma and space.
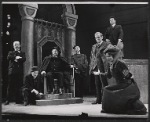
18, 4, 38, 76
62, 12, 78, 63
62, 12, 78, 95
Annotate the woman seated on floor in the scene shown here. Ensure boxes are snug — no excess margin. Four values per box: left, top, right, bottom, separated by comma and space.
99, 46, 147, 115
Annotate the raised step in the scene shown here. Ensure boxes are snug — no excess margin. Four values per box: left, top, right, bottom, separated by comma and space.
43, 93, 72, 100
36, 98, 83, 106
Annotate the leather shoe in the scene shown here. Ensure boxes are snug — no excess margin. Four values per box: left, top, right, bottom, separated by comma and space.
4, 101, 9, 105
24, 101, 28, 106
59, 92, 62, 95
59, 88, 63, 95
101, 109, 106, 113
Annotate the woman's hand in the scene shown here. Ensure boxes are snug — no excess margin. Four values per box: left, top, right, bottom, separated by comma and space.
93, 69, 101, 75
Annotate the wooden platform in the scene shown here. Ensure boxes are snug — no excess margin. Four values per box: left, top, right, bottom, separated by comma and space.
36, 93, 83, 105
36, 98, 83, 106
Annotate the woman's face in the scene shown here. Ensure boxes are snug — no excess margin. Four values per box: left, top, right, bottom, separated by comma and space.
105, 53, 113, 64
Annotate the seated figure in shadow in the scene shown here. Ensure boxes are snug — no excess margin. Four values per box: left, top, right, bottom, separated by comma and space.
100, 46, 147, 115
40, 47, 71, 94
22, 66, 43, 106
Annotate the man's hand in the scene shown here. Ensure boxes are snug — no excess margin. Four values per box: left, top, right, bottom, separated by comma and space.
106, 39, 110, 42
70, 65, 74, 68
39, 93, 43, 95
31, 89, 39, 95
118, 39, 122, 43
117, 39, 124, 49
16, 56, 22, 60
41, 71, 46, 75
14, 56, 22, 62
93, 69, 100, 75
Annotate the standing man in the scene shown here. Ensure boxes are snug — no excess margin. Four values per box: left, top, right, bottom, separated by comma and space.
22, 66, 43, 106
89, 32, 111, 104
40, 47, 70, 94
71, 46, 88, 98
105, 16, 124, 57
5, 41, 26, 105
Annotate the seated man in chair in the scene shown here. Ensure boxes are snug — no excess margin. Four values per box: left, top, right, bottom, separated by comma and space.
40, 47, 70, 94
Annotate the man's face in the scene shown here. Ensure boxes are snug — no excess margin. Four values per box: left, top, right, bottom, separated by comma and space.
95, 33, 103, 43
74, 46, 80, 53
52, 49, 59, 57
110, 18, 116, 25
13, 42, 20, 51
31, 71, 39, 79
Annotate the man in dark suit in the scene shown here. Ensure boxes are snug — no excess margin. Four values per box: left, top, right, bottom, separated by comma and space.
105, 16, 124, 57
40, 47, 70, 94
89, 32, 111, 104
22, 66, 43, 106
5, 41, 26, 105
71, 46, 88, 98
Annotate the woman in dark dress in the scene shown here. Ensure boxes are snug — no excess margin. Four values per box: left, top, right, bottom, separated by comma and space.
101, 46, 147, 115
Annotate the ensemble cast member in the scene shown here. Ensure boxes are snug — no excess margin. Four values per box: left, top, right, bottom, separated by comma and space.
22, 66, 43, 106
101, 46, 147, 115
71, 46, 88, 98
40, 47, 70, 94
89, 32, 111, 104
105, 16, 124, 58
5, 41, 26, 105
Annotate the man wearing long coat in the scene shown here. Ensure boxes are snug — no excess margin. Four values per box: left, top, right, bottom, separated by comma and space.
89, 32, 111, 104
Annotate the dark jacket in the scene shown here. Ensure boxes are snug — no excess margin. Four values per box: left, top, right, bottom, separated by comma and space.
105, 25, 124, 45
7, 51, 26, 75
107, 60, 132, 84
40, 55, 70, 72
71, 54, 88, 75
23, 74, 43, 93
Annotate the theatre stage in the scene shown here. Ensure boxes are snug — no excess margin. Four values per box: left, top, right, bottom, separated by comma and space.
1, 96, 148, 120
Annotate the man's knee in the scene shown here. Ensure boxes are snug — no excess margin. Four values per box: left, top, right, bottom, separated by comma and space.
57, 72, 63, 76
47, 72, 52, 76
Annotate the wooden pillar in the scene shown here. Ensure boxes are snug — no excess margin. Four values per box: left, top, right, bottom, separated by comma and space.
18, 4, 38, 76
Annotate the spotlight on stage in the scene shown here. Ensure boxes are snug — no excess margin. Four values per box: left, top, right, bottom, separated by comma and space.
7, 14, 11, 19
7, 22, 11, 28
6, 31, 10, 35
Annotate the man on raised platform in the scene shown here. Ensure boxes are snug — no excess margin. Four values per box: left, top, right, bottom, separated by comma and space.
40, 47, 70, 94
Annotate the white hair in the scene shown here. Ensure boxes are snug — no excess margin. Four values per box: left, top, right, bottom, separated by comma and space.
13, 41, 20, 47
95, 32, 102, 36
